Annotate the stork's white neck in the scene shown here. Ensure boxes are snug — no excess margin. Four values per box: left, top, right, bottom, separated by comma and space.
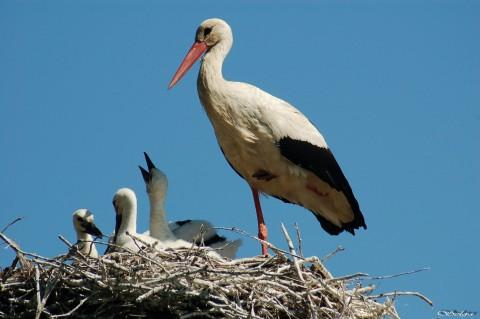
76, 232, 98, 257
197, 40, 236, 128
118, 204, 137, 236
76, 230, 93, 242
198, 40, 231, 92
148, 193, 177, 240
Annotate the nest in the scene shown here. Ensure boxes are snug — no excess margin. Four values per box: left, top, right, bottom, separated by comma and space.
0, 226, 431, 319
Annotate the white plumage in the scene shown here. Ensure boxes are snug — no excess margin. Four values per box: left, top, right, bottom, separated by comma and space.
169, 18, 366, 254
139, 152, 241, 259
72, 209, 103, 258
111, 188, 223, 260
111, 188, 192, 252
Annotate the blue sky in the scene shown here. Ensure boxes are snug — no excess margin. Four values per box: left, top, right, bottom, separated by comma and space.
1, 1, 479, 317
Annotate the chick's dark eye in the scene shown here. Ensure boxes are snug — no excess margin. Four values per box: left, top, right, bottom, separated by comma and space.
77, 217, 82, 222
204, 27, 212, 36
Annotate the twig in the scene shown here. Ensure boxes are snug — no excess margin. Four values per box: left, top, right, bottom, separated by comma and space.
369, 267, 430, 280
369, 291, 434, 306
294, 222, 304, 258
34, 265, 43, 319
58, 235, 74, 248
215, 226, 305, 260
0, 231, 31, 269
0, 226, 431, 318
1, 232, 66, 266
51, 297, 89, 318
321, 245, 345, 262
280, 223, 317, 319
328, 272, 369, 282
329, 267, 431, 283
1, 217, 23, 233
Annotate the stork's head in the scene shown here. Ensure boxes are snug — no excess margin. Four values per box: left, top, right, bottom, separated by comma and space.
194, 18, 232, 48
72, 209, 103, 238
112, 188, 137, 216
169, 18, 232, 89
112, 188, 137, 237
139, 152, 168, 200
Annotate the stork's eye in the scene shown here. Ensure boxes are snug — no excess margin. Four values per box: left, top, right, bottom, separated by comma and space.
204, 27, 212, 36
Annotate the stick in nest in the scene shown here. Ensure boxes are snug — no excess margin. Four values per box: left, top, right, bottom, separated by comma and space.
0, 225, 433, 319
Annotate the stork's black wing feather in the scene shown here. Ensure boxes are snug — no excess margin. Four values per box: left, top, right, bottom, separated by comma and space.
277, 137, 366, 234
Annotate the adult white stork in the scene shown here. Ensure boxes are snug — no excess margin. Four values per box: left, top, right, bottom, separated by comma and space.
139, 152, 242, 258
168, 18, 366, 255
72, 209, 103, 258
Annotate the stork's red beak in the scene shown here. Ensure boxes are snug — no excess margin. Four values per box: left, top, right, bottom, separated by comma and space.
168, 41, 208, 89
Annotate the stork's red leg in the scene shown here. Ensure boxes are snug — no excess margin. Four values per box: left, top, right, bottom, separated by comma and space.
251, 187, 268, 255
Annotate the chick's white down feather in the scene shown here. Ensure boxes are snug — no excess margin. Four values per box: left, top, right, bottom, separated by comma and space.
139, 152, 241, 259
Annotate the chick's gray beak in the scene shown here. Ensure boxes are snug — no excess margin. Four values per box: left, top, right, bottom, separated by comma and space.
114, 213, 122, 238
84, 221, 103, 237
139, 165, 150, 183
143, 152, 156, 170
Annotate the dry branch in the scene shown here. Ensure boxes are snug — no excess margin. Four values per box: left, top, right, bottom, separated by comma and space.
0, 228, 431, 318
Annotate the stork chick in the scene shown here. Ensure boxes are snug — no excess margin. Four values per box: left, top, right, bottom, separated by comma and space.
72, 209, 103, 258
